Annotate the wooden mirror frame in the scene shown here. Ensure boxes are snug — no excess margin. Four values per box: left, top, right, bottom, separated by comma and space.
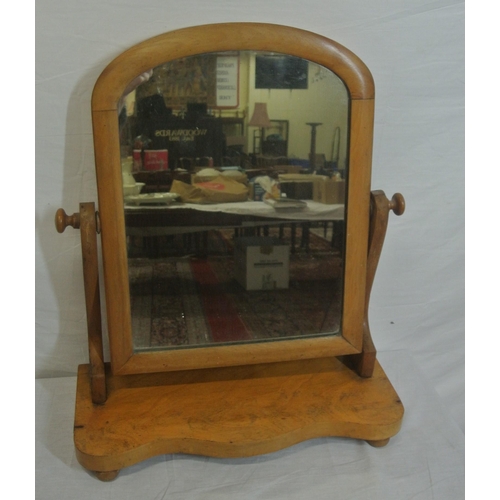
56, 22, 406, 480
92, 23, 374, 376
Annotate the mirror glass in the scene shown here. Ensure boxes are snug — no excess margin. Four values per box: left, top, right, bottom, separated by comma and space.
118, 51, 349, 352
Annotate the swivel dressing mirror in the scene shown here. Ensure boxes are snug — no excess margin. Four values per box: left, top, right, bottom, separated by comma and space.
56, 23, 405, 481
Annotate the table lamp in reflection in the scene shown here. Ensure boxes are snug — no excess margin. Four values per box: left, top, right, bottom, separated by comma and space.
248, 102, 272, 154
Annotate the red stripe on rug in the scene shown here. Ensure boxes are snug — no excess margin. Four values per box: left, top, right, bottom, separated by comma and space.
189, 259, 252, 343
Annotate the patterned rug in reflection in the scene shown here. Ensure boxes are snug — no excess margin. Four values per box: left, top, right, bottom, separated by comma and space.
128, 229, 343, 350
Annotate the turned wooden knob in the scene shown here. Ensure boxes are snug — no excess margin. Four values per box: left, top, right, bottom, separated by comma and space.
55, 208, 80, 233
389, 193, 405, 216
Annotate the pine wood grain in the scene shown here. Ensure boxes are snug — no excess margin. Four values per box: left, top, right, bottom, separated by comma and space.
74, 357, 403, 477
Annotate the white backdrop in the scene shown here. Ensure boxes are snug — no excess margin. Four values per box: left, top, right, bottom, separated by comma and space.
35, 0, 464, 441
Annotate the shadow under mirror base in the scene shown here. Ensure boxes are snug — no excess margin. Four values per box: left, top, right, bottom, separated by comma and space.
74, 357, 403, 480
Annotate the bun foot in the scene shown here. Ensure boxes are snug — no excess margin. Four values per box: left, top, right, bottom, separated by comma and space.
366, 438, 390, 448
94, 470, 119, 481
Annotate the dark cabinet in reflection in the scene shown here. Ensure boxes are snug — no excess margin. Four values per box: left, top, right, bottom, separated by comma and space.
134, 101, 226, 169
262, 119, 289, 157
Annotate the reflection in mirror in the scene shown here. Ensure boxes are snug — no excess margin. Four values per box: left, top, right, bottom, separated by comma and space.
118, 51, 349, 352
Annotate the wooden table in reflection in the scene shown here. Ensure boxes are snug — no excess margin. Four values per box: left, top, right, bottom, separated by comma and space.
124, 200, 345, 257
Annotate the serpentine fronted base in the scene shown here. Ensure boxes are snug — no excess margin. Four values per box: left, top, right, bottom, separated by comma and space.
74, 357, 403, 480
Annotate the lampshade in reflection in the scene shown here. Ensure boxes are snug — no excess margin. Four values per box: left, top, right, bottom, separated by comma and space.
248, 103, 272, 154
248, 102, 272, 128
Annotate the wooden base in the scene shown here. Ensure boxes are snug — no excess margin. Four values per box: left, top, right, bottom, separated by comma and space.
74, 357, 403, 480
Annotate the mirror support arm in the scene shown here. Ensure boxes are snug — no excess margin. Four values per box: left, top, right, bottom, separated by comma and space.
342, 190, 405, 378
55, 203, 107, 404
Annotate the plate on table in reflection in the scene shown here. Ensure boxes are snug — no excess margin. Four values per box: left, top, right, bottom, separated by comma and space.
125, 192, 181, 206
264, 198, 307, 211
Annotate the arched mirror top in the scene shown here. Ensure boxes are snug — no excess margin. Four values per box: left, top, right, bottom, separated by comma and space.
91, 22, 375, 375
92, 23, 374, 112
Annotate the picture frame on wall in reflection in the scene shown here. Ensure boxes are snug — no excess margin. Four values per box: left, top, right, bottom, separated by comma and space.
255, 54, 308, 89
